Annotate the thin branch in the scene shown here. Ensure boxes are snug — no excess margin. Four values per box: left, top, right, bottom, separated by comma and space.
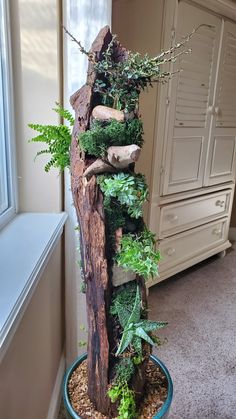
157, 48, 192, 65
62, 26, 96, 62
150, 69, 183, 83
154, 23, 214, 61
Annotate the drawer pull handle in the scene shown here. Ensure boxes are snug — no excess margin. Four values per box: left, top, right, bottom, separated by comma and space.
213, 228, 222, 236
168, 214, 178, 222
215, 200, 225, 208
165, 247, 176, 256
207, 105, 215, 115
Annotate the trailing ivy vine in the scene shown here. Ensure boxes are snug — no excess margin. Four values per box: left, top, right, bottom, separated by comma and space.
115, 230, 161, 279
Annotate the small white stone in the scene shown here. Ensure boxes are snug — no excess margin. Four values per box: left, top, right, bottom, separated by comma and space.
92, 105, 125, 122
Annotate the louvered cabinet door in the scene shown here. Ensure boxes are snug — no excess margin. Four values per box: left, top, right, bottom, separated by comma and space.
204, 21, 236, 186
162, 1, 221, 195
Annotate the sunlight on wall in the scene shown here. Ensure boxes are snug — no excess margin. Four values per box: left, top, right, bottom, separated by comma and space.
20, 0, 57, 81
65, 0, 112, 96
11, 0, 61, 212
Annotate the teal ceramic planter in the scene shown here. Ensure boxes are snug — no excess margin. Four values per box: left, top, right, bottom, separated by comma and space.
63, 353, 173, 419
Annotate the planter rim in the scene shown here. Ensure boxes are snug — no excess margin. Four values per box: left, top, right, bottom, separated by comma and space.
63, 353, 173, 419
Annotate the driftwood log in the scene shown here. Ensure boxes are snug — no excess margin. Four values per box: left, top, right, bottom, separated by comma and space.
70, 26, 150, 415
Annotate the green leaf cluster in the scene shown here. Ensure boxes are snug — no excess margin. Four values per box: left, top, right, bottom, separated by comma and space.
28, 105, 74, 172
53, 103, 75, 125
103, 200, 126, 251
114, 358, 135, 385
79, 118, 143, 157
115, 229, 161, 279
110, 282, 137, 324
98, 173, 148, 219
94, 35, 172, 112
108, 340, 136, 418
108, 383, 136, 419
115, 287, 167, 356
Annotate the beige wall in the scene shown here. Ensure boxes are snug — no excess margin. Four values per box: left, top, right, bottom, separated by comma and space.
112, 0, 164, 220
0, 243, 64, 419
0, 2, 65, 418
10, 0, 62, 212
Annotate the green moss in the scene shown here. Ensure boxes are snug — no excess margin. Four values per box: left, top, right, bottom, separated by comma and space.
110, 282, 137, 319
115, 358, 135, 385
103, 198, 126, 253
79, 118, 143, 157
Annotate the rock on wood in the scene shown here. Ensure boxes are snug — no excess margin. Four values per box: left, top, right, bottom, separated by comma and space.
92, 105, 125, 122
107, 144, 141, 169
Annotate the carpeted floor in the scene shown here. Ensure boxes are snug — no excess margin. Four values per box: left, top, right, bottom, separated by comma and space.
149, 246, 236, 419
59, 246, 236, 418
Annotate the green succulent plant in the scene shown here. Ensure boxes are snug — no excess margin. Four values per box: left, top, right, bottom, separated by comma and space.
98, 172, 148, 219
115, 286, 167, 356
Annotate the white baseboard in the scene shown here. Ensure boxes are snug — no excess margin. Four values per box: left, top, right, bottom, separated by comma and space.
47, 352, 66, 419
229, 227, 236, 242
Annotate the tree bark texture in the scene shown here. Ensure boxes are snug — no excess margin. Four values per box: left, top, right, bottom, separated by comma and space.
70, 26, 113, 414
70, 26, 149, 415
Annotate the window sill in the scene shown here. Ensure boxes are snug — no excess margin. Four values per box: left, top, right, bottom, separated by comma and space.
0, 212, 67, 362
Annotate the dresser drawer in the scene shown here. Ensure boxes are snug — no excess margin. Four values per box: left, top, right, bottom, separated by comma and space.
159, 189, 232, 238
158, 218, 228, 271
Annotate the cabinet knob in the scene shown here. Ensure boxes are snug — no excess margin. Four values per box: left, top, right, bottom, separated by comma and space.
207, 105, 221, 116
207, 105, 215, 115
165, 247, 176, 256
213, 228, 222, 236
168, 214, 178, 222
215, 200, 225, 208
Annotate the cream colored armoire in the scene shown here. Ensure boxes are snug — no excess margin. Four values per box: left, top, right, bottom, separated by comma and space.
148, 0, 236, 285
112, 0, 236, 286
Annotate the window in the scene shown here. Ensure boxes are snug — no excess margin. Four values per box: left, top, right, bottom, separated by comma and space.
0, 1, 17, 229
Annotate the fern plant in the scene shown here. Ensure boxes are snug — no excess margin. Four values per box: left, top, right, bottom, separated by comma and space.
28, 104, 74, 172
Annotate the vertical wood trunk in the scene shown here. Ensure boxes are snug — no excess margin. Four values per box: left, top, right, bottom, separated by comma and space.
70, 26, 150, 416
70, 26, 112, 414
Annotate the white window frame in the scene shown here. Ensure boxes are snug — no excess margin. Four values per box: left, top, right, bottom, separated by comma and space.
0, 0, 17, 230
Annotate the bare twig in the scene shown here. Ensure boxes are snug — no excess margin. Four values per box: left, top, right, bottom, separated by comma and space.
157, 48, 192, 65
63, 26, 96, 63
154, 23, 214, 61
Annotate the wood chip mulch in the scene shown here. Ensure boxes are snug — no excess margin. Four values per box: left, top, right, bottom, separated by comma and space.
68, 359, 168, 418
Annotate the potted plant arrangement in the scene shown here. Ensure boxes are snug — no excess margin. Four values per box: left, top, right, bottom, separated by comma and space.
29, 25, 198, 418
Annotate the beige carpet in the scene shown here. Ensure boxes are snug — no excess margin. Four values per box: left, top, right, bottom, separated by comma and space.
149, 246, 236, 419
60, 246, 236, 418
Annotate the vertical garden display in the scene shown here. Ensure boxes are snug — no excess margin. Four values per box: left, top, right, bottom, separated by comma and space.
29, 25, 197, 418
